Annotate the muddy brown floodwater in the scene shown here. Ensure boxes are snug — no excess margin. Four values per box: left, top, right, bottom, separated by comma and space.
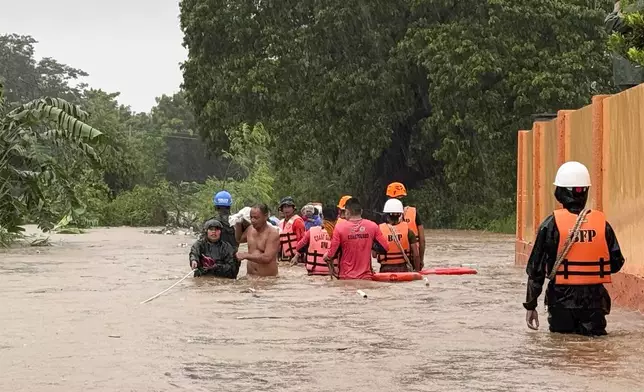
1, 227, 644, 391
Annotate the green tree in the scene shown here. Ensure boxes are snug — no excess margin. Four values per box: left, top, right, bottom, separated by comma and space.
180, 0, 426, 208
180, 0, 614, 228
80, 89, 165, 194
150, 91, 196, 135
0, 82, 105, 235
404, 0, 614, 227
0, 34, 87, 104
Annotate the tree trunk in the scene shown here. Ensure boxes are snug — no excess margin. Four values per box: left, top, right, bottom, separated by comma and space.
362, 68, 432, 212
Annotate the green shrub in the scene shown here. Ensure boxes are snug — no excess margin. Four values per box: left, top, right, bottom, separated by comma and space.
407, 178, 514, 233
100, 165, 276, 228
484, 214, 516, 234
102, 182, 174, 226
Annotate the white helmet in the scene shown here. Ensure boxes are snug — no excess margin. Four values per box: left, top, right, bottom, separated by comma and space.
383, 198, 404, 214
553, 161, 591, 187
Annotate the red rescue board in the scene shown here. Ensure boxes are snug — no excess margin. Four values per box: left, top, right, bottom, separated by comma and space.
420, 267, 478, 275
372, 272, 423, 282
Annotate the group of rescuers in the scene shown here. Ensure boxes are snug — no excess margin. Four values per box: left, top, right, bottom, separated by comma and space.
188, 162, 627, 337
189, 181, 425, 281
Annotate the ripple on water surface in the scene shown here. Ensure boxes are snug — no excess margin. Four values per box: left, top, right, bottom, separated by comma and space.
0, 227, 642, 392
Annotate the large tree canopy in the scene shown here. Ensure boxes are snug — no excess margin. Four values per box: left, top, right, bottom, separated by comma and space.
0, 34, 87, 104
180, 0, 613, 225
150, 91, 196, 135
0, 32, 265, 236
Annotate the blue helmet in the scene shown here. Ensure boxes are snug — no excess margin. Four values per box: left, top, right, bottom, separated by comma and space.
213, 190, 232, 207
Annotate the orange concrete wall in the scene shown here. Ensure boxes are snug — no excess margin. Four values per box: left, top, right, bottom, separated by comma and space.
528, 120, 559, 238
541, 120, 558, 219
525, 132, 534, 242
568, 104, 597, 209
515, 131, 531, 265
603, 86, 644, 278
515, 83, 644, 312
567, 104, 594, 167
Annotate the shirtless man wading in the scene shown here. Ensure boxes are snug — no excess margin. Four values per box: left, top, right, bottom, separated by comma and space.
237, 203, 280, 276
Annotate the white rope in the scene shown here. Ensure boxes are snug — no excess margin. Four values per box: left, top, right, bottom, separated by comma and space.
140, 269, 195, 304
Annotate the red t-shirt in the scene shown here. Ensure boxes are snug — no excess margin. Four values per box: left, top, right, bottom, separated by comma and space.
326, 218, 388, 280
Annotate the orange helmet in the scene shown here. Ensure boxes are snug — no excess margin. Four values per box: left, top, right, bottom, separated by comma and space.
386, 182, 407, 198
337, 195, 352, 209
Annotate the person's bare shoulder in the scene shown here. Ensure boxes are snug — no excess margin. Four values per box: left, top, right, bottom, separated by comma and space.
268, 226, 280, 241
240, 224, 253, 243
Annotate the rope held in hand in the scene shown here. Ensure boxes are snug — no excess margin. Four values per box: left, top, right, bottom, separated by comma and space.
548, 209, 590, 281
387, 223, 414, 272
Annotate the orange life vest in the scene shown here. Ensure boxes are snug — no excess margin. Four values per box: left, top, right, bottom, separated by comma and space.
553, 209, 611, 285
377, 222, 411, 265
279, 215, 303, 261
305, 226, 335, 275
403, 206, 418, 236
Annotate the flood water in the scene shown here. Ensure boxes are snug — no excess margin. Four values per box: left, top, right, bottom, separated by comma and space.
1, 227, 643, 391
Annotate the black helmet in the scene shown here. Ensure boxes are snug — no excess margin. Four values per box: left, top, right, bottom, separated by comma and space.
203, 219, 223, 231
278, 196, 296, 210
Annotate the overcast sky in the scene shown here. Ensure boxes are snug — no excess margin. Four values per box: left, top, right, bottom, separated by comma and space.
0, 0, 187, 113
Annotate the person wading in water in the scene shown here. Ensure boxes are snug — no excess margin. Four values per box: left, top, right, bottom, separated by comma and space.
524, 161, 625, 335
189, 219, 239, 279
277, 196, 305, 262
386, 182, 426, 270
324, 198, 388, 280
209, 190, 243, 254
237, 203, 280, 277
376, 198, 420, 273
292, 206, 339, 277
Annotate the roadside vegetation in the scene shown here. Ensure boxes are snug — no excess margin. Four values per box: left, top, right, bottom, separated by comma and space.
0, 2, 620, 244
